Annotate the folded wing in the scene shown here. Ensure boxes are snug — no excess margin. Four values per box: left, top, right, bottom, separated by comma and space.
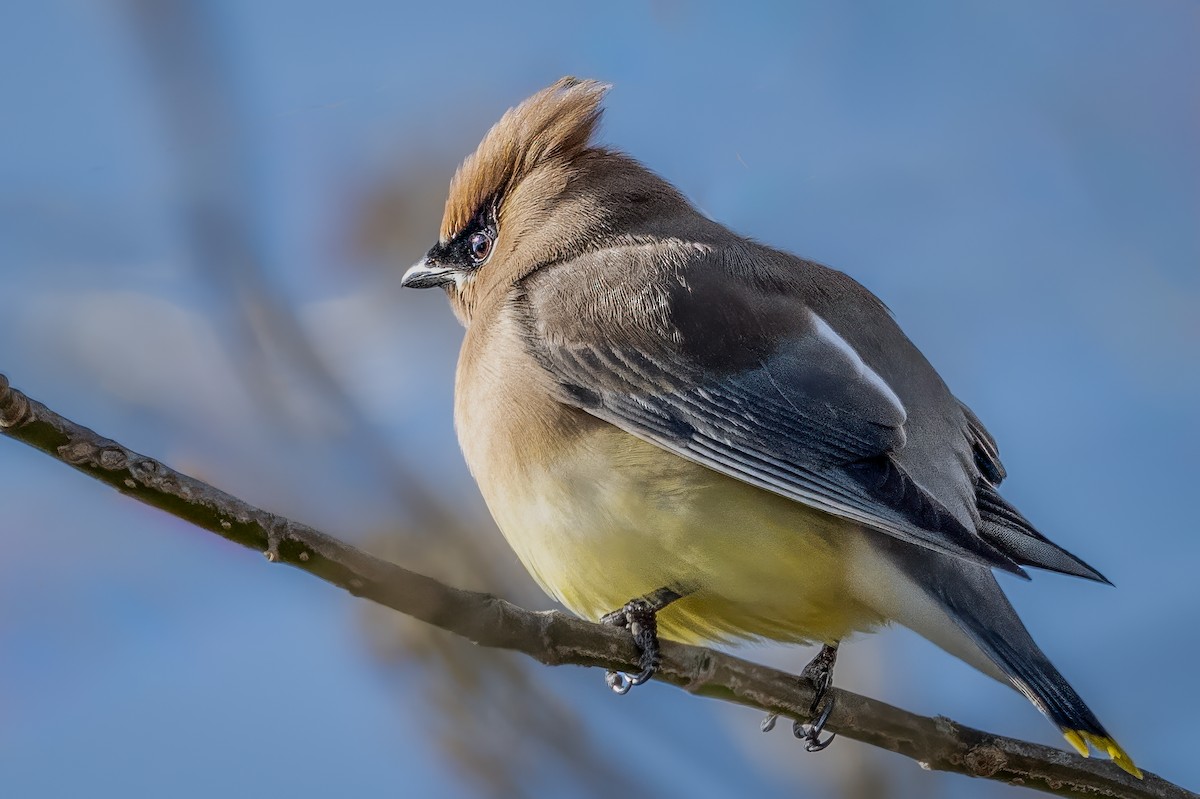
516, 242, 1037, 574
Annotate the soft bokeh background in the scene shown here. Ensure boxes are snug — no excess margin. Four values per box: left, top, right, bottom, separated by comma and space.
1, 1, 1196, 797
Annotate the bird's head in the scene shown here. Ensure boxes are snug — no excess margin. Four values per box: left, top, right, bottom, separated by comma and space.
402, 77, 690, 324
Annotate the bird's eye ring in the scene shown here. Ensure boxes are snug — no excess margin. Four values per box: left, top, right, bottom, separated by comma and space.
468, 231, 493, 264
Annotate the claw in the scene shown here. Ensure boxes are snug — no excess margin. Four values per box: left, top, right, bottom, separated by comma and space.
794, 695, 837, 751
795, 643, 839, 752
761, 644, 839, 751
601, 588, 681, 693
605, 670, 633, 695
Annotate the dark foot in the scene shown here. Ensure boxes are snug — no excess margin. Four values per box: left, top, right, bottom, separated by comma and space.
761, 643, 839, 752
601, 587, 681, 694
796, 643, 839, 751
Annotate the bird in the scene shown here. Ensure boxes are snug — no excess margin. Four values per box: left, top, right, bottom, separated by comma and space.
400, 76, 1139, 777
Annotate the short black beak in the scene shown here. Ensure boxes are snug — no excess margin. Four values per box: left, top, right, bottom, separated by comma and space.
401, 258, 458, 289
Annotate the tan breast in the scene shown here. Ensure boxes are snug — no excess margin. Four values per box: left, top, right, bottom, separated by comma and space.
454, 306, 883, 645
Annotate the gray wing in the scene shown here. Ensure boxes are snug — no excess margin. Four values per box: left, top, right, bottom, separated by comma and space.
514, 242, 1028, 574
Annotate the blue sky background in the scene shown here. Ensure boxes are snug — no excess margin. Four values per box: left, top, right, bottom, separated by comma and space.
1, 2, 1197, 797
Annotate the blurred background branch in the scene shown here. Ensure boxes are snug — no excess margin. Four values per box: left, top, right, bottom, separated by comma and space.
1, 372, 1192, 799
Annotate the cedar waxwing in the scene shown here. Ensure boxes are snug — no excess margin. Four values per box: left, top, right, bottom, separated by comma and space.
401, 77, 1139, 777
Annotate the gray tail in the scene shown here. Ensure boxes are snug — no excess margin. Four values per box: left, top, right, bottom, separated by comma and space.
913, 559, 1139, 775
928, 564, 1110, 739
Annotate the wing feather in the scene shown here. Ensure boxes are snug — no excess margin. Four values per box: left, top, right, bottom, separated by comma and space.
515, 244, 1027, 573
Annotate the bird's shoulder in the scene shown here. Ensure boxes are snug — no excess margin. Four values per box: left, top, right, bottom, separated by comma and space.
512, 235, 883, 368
510, 236, 921, 476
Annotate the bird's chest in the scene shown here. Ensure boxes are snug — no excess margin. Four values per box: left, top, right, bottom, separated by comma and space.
456, 358, 872, 644
462, 399, 721, 618
453, 315, 877, 645
455, 344, 673, 610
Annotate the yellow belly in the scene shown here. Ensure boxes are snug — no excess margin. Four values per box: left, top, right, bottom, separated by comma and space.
477, 424, 884, 645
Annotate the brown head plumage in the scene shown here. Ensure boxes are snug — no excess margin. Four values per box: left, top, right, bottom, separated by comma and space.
439, 77, 609, 242
403, 77, 693, 323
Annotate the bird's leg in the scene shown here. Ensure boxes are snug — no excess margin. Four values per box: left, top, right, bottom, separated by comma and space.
601, 587, 682, 695
760, 643, 839, 752
796, 643, 839, 751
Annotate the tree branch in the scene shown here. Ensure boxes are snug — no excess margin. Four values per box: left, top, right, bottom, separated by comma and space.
0, 373, 1188, 799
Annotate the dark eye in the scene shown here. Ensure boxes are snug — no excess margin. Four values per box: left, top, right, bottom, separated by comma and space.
468, 231, 493, 263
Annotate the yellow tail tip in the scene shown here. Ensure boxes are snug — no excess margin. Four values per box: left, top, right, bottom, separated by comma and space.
1062, 730, 1089, 757
1065, 731, 1143, 779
